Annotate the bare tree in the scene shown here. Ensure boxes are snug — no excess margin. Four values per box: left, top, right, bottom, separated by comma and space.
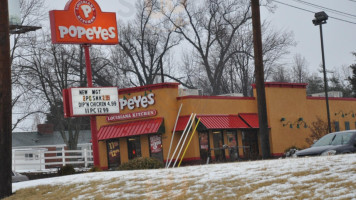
165, 0, 252, 95
11, 0, 46, 131
291, 53, 308, 83
14, 32, 89, 149
111, 0, 181, 87
306, 116, 335, 145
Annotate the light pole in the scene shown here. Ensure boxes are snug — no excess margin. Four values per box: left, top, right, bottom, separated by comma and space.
313, 11, 331, 133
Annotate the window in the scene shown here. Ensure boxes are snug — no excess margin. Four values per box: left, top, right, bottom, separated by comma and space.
331, 132, 354, 145
56, 147, 63, 157
25, 153, 33, 160
313, 133, 335, 147
345, 122, 350, 130
107, 139, 120, 168
334, 122, 340, 132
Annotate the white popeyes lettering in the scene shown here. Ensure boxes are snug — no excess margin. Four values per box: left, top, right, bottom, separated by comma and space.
119, 93, 155, 110
141, 96, 148, 108
81, 5, 92, 18
58, 26, 116, 40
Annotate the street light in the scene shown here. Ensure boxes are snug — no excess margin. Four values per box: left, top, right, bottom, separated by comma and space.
313, 11, 331, 133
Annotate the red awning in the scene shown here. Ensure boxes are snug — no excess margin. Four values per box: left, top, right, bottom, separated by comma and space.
175, 115, 191, 132
238, 113, 260, 128
196, 115, 250, 129
97, 118, 164, 140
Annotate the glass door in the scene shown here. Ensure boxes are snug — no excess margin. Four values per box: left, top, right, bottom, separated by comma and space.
199, 132, 210, 163
226, 131, 238, 161
212, 131, 225, 162
127, 136, 141, 160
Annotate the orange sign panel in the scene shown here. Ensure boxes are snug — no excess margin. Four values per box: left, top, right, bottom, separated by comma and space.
49, 0, 118, 45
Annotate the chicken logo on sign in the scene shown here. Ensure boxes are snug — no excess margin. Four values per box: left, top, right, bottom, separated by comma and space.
49, 0, 118, 45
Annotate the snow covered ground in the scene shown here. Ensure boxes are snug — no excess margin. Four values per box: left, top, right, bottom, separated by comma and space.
12, 154, 356, 199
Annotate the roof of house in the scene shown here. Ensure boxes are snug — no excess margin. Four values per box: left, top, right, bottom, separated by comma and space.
12, 130, 92, 147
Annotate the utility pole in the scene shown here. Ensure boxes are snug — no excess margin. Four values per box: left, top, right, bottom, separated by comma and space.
0, 0, 13, 198
251, 0, 270, 159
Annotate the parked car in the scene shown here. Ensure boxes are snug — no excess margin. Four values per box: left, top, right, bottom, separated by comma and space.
12, 171, 29, 183
294, 130, 356, 157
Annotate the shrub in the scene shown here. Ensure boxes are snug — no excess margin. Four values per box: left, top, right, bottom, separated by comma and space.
88, 166, 102, 172
117, 157, 164, 171
58, 165, 76, 176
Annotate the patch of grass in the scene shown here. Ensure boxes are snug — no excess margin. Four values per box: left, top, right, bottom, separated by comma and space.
292, 168, 329, 177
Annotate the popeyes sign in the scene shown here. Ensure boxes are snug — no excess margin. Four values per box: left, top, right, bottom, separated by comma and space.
49, 0, 118, 45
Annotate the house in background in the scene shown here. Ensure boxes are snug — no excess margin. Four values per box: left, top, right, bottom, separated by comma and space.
12, 124, 92, 172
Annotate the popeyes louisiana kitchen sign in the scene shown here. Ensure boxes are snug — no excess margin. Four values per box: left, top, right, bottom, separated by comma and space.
106, 110, 157, 122
63, 87, 120, 117
119, 93, 155, 110
49, 0, 118, 45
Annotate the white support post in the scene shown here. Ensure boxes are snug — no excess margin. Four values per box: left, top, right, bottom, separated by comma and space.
84, 149, 88, 168
39, 150, 42, 171
62, 147, 66, 166
12, 150, 16, 171
166, 103, 183, 168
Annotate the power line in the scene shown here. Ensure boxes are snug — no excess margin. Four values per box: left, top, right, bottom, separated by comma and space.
271, 0, 356, 25
291, 0, 356, 19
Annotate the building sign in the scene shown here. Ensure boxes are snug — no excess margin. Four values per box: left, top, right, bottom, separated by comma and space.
106, 110, 157, 122
63, 87, 120, 117
49, 0, 118, 44
119, 93, 155, 110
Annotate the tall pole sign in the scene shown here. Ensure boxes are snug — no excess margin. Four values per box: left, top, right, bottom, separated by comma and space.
50, 0, 119, 167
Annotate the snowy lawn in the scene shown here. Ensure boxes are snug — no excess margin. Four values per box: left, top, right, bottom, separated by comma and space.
7, 154, 356, 200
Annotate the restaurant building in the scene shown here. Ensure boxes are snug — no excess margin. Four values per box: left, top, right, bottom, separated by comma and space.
95, 82, 356, 169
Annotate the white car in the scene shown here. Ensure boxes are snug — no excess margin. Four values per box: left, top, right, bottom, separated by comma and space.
12, 171, 29, 183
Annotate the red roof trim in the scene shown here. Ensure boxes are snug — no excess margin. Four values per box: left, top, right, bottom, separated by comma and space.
252, 82, 308, 89
97, 117, 164, 140
177, 96, 255, 100
119, 82, 179, 94
307, 97, 356, 101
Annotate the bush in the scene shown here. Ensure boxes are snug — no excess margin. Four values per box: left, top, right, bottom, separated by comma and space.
58, 165, 76, 176
88, 166, 102, 172
117, 157, 164, 171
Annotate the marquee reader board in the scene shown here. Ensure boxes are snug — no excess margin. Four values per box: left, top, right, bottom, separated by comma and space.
63, 87, 120, 118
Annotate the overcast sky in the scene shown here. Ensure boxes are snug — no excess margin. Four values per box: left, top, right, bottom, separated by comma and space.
47, 0, 356, 75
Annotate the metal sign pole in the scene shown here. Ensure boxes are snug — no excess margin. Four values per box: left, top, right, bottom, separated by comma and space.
83, 44, 100, 167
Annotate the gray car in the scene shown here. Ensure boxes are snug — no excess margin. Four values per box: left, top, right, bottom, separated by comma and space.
295, 130, 356, 157
12, 171, 29, 183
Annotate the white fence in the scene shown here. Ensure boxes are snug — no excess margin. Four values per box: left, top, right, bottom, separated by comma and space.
12, 148, 93, 172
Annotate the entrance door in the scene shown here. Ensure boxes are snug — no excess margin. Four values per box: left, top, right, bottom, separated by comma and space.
226, 131, 238, 161
212, 131, 225, 162
149, 135, 163, 162
199, 132, 210, 163
106, 139, 120, 168
127, 136, 142, 160
242, 131, 259, 160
